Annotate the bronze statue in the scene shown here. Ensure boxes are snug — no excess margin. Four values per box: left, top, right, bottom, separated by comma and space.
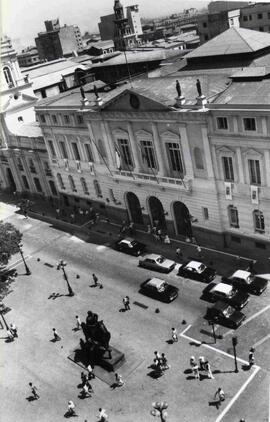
176, 80, 181, 97
82, 311, 111, 353
196, 79, 202, 97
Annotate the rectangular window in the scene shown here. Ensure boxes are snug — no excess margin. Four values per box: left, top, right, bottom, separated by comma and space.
63, 115, 70, 124
248, 159, 261, 185
229, 206, 239, 228
47, 140, 56, 157
40, 114, 46, 123
77, 115, 84, 124
167, 143, 184, 173
268, 12, 270, 19
29, 158, 36, 173
259, 27, 264, 31
71, 142, 81, 161
33, 177, 43, 192
222, 157, 234, 181
17, 158, 23, 170
202, 207, 209, 220
84, 144, 93, 162
243, 15, 248, 21
254, 211, 265, 233
51, 114, 58, 124
258, 13, 263, 19
141, 141, 157, 169
231, 235, 241, 243
217, 117, 228, 130
203, 22, 207, 28
22, 175, 29, 190
243, 118, 256, 131
59, 141, 68, 159
249, 15, 252, 20
109, 188, 116, 202
118, 139, 132, 167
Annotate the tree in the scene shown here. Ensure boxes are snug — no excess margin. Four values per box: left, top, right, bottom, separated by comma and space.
0, 222, 22, 267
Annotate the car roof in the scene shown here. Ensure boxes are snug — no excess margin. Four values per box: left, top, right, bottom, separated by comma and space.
120, 237, 135, 244
211, 283, 233, 295
232, 270, 251, 280
186, 260, 203, 270
147, 277, 165, 288
143, 254, 161, 260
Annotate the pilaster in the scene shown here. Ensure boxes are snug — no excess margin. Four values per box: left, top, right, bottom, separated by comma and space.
236, 147, 244, 183
201, 125, 214, 178
151, 122, 166, 176
178, 125, 194, 178
127, 122, 141, 172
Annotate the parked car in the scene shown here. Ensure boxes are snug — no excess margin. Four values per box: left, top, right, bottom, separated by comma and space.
178, 260, 216, 283
115, 237, 146, 256
205, 301, 246, 329
202, 282, 249, 309
223, 270, 268, 295
139, 254, 176, 273
139, 277, 179, 303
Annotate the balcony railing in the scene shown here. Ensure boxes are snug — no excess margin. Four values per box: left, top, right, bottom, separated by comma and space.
113, 170, 192, 192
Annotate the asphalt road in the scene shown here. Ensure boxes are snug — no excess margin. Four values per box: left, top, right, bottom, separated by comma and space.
1, 204, 269, 422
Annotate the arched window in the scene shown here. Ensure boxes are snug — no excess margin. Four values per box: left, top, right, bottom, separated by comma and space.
194, 147, 204, 170
81, 177, 89, 194
57, 173, 65, 189
68, 175, 76, 192
228, 205, 239, 228
93, 179, 102, 197
3, 66, 14, 87
253, 209, 265, 233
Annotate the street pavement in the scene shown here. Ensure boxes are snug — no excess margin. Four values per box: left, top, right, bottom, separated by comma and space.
0, 200, 269, 422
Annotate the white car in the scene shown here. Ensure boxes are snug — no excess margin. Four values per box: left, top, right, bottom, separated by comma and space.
138, 254, 176, 273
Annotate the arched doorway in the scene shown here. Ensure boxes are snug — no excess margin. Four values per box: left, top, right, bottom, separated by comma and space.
126, 192, 143, 224
6, 168, 16, 192
173, 201, 192, 237
148, 196, 166, 230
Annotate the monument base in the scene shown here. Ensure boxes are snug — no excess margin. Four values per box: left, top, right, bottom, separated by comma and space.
175, 95, 186, 107
196, 95, 207, 107
68, 344, 125, 372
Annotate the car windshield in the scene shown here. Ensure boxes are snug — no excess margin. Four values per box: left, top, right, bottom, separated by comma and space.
156, 256, 165, 264
223, 306, 234, 318
130, 241, 136, 247
157, 282, 167, 292
198, 264, 206, 273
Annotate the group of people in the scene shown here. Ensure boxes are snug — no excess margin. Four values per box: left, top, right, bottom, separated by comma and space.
153, 350, 171, 374
80, 369, 94, 398
119, 221, 135, 237
190, 356, 214, 380
6, 323, 18, 342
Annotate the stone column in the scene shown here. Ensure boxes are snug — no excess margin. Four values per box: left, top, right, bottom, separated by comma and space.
86, 122, 100, 163
236, 147, 244, 184
178, 125, 194, 178
151, 122, 166, 176
264, 149, 270, 186
127, 122, 141, 173
201, 125, 214, 178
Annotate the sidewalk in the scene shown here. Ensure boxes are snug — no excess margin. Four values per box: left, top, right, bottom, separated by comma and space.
1, 191, 269, 274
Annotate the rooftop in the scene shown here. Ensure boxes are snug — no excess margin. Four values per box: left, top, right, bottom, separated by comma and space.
147, 278, 166, 289
185, 27, 270, 59
212, 79, 270, 105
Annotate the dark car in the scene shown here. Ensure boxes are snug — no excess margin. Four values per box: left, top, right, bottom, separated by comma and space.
115, 238, 146, 256
139, 277, 179, 303
178, 260, 216, 283
205, 301, 246, 329
139, 254, 176, 273
202, 282, 249, 309
223, 270, 268, 295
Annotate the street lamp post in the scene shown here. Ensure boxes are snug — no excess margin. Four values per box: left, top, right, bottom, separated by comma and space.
57, 259, 74, 296
232, 336, 239, 373
151, 401, 168, 422
209, 320, 217, 343
18, 243, 31, 275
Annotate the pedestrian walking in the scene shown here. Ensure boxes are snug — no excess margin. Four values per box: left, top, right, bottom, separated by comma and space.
123, 296, 130, 311
199, 356, 206, 371
160, 353, 170, 370
52, 328, 61, 341
70, 212, 75, 223
147, 225, 151, 234
157, 229, 162, 241
56, 208, 60, 219
214, 388, 225, 408
171, 327, 178, 342
10, 323, 18, 338
128, 222, 134, 235
164, 234, 171, 244
29, 382, 39, 399
190, 356, 196, 367
92, 273, 99, 287
115, 372, 125, 387
24, 209, 29, 219
249, 347, 255, 367
75, 315, 81, 330
98, 407, 108, 422
87, 364, 95, 379
176, 247, 182, 258
192, 363, 200, 380
154, 350, 162, 362
67, 400, 76, 416
81, 372, 87, 386
205, 360, 214, 379
81, 383, 91, 398
196, 245, 202, 257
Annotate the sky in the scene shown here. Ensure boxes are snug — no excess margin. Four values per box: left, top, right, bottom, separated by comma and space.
1, 0, 210, 50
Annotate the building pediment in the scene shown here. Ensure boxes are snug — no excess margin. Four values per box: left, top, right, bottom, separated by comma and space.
112, 128, 129, 138
160, 130, 179, 141
216, 146, 235, 155
101, 89, 171, 113
135, 129, 153, 139
243, 148, 262, 157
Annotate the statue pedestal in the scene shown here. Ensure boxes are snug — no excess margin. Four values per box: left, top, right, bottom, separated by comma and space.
175, 96, 186, 107
196, 95, 207, 107
95, 97, 103, 106
100, 346, 125, 371
81, 98, 89, 107
68, 344, 125, 372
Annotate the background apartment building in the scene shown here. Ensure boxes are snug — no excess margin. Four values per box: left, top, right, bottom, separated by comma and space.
35, 19, 83, 62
